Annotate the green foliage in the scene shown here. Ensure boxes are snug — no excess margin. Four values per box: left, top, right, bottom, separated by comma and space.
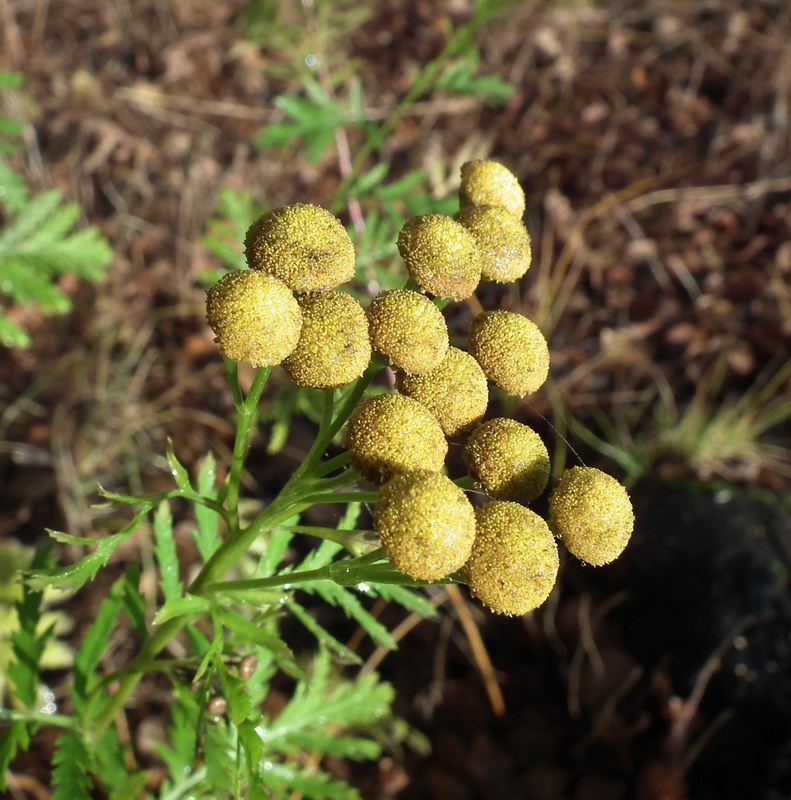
51, 729, 93, 800
2, 5, 526, 794
0, 71, 112, 348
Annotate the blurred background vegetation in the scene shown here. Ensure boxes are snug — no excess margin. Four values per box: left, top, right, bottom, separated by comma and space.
1, 1, 790, 798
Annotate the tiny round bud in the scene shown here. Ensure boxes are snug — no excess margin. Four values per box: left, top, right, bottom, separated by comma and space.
396, 215, 481, 301
548, 466, 634, 566
375, 471, 476, 581
459, 160, 525, 219
466, 501, 559, 616
206, 696, 228, 717
206, 270, 302, 367
397, 347, 489, 436
367, 289, 449, 374
468, 311, 550, 397
282, 290, 371, 389
454, 205, 532, 283
463, 418, 550, 504
346, 394, 447, 485
238, 655, 258, 681
245, 204, 355, 292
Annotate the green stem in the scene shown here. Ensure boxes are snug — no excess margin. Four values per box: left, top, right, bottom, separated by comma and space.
312, 450, 350, 477
330, 5, 504, 213
224, 367, 271, 528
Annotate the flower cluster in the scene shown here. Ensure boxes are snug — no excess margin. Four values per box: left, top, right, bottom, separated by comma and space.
206, 160, 634, 617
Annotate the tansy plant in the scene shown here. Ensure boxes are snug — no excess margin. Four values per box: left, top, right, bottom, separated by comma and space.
2, 161, 634, 799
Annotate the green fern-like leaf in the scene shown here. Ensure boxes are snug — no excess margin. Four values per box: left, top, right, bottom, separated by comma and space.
259, 760, 361, 800
25, 507, 149, 593
153, 500, 183, 602
51, 729, 93, 800
0, 186, 112, 348
193, 452, 221, 560
200, 189, 264, 282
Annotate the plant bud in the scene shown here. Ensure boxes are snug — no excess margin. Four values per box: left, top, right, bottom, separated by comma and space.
459, 160, 525, 219
346, 394, 447, 485
245, 204, 355, 292
454, 205, 532, 283
466, 501, 559, 616
396, 214, 481, 301
205, 270, 302, 367
463, 418, 550, 504
374, 471, 476, 581
282, 290, 371, 389
397, 347, 488, 436
206, 696, 228, 716
238, 654, 257, 681
367, 289, 449, 374
548, 466, 634, 566
468, 310, 550, 397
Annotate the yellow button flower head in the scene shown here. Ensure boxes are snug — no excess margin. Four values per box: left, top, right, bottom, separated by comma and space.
396, 215, 481, 301
282, 290, 370, 390
468, 310, 550, 397
367, 289, 449, 375
454, 205, 532, 283
374, 471, 476, 582
466, 501, 559, 616
548, 466, 634, 566
463, 418, 550, 504
245, 204, 355, 293
397, 347, 489, 436
205, 270, 302, 368
345, 394, 447, 485
459, 160, 525, 219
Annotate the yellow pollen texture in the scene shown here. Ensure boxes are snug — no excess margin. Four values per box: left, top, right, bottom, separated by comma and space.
245, 204, 355, 292
374, 471, 476, 582
549, 466, 634, 566
463, 418, 550, 504
397, 347, 489, 436
345, 394, 447, 485
396, 214, 481, 301
205, 270, 302, 368
459, 160, 526, 219
282, 290, 370, 389
466, 501, 559, 616
367, 289, 449, 375
454, 205, 532, 283
468, 310, 550, 397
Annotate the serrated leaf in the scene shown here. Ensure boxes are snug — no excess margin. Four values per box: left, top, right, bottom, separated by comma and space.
153, 500, 182, 602
51, 729, 93, 800
0, 311, 31, 347
0, 723, 30, 791
367, 582, 437, 618
153, 594, 211, 625
93, 725, 146, 798
287, 601, 361, 665
165, 439, 193, 493
8, 543, 53, 708
218, 608, 306, 682
217, 659, 252, 725
260, 650, 394, 748
0, 158, 28, 213
155, 683, 200, 785
119, 562, 147, 638
72, 576, 125, 705
25, 508, 146, 593
304, 580, 396, 650
193, 453, 220, 561
259, 761, 361, 800
203, 720, 236, 793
